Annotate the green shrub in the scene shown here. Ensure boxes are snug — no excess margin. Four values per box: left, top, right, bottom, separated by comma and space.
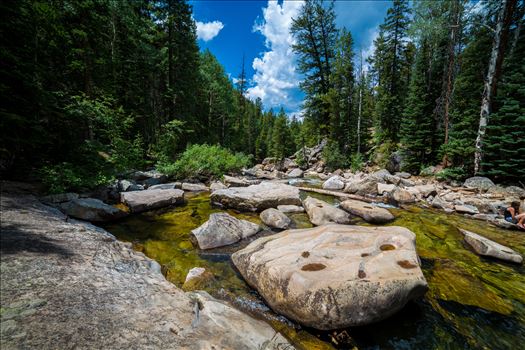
40, 162, 113, 194
109, 135, 146, 172
157, 144, 252, 179
435, 167, 467, 182
350, 153, 364, 172
322, 141, 347, 171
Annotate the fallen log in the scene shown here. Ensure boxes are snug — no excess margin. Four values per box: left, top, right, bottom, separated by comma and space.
296, 187, 386, 203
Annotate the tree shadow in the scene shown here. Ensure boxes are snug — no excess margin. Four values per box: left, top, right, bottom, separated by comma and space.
1, 225, 73, 257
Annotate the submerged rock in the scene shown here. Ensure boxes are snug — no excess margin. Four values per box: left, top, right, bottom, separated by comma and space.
210, 181, 301, 211
302, 196, 352, 226
182, 267, 215, 291
232, 224, 428, 329
340, 199, 394, 224
260, 208, 292, 229
60, 198, 127, 222
460, 229, 523, 264
190, 213, 261, 249
120, 189, 184, 213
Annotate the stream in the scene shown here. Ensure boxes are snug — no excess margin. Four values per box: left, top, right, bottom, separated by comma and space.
103, 184, 525, 349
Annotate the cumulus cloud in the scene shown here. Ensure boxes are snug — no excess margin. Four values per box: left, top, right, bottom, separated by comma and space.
246, 1, 304, 112
196, 20, 224, 41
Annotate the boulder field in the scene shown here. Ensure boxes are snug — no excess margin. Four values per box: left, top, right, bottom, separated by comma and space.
232, 224, 429, 330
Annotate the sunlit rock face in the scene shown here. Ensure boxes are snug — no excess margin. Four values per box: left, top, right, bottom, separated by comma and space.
232, 224, 428, 330
210, 181, 301, 211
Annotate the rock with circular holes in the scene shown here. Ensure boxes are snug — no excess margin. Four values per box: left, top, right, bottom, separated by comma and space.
232, 224, 428, 329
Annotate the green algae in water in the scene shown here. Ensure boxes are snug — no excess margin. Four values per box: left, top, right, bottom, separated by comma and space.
104, 193, 525, 350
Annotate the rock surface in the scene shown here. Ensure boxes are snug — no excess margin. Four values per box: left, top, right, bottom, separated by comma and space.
121, 189, 184, 213
463, 176, 495, 191
260, 208, 292, 229
211, 182, 301, 211
287, 168, 304, 178
392, 188, 416, 204
190, 213, 261, 249
148, 182, 181, 190
322, 176, 345, 190
223, 175, 260, 187
232, 224, 428, 329
340, 199, 395, 224
460, 229, 523, 264
60, 198, 127, 222
1, 183, 290, 350
181, 182, 208, 192
302, 196, 352, 226
277, 205, 305, 213
182, 267, 215, 291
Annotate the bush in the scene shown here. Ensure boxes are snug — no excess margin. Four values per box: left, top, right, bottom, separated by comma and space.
435, 167, 467, 182
109, 135, 146, 173
322, 141, 347, 171
157, 144, 252, 179
350, 153, 364, 172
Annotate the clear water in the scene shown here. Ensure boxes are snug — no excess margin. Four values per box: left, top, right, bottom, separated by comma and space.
104, 191, 525, 350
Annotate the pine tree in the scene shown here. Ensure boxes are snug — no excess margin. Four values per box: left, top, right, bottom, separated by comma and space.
400, 39, 435, 172
481, 26, 525, 183
370, 0, 411, 144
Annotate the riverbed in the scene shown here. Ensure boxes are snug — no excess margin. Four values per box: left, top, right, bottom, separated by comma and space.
103, 188, 525, 349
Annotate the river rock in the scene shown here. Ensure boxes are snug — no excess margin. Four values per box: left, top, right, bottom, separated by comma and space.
148, 182, 181, 190
454, 204, 479, 215
60, 198, 127, 222
491, 218, 518, 230
260, 208, 292, 229
395, 172, 411, 179
340, 199, 394, 224
181, 182, 208, 192
121, 189, 184, 213
41, 192, 79, 204
190, 213, 261, 249
377, 183, 396, 195
432, 196, 454, 210
463, 176, 495, 191
182, 267, 215, 291
460, 229, 523, 264
412, 184, 437, 198
287, 168, 304, 178
344, 179, 377, 196
210, 181, 227, 191
302, 196, 352, 226
277, 205, 305, 213
392, 188, 416, 204
119, 179, 144, 192
232, 224, 428, 329
322, 176, 345, 190
223, 175, 260, 187
210, 182, 301, 211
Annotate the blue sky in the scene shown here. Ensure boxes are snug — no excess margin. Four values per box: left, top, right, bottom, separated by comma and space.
191, 0, 392, 116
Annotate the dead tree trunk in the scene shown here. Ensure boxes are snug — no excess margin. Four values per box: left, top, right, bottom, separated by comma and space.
474, 0, 516, 174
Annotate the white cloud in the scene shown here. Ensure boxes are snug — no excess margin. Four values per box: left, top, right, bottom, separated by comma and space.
196, 20, 224, 41
246, 1, 304, 112
361, 28, 379, 72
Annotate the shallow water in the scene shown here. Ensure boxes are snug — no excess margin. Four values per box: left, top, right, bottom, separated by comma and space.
104, 191, 525, 350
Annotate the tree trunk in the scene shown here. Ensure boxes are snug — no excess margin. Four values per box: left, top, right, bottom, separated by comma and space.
357, 49, 363, 154
474, 0, 516, 174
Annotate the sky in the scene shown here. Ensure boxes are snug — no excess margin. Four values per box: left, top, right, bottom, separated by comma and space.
191, 0, 392, 117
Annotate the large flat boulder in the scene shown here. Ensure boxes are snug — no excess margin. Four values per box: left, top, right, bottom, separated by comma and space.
460, 229, 523, 264
210, 182, 301, 211
120, 189, 184, 213
60, 198, 127, 222
302, 196, 351, 226
223, 175, 260, 187
1, 185, 290, 350
232, 224, 428, 329
190, 213, 261, 249
340, 199, 395, 224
